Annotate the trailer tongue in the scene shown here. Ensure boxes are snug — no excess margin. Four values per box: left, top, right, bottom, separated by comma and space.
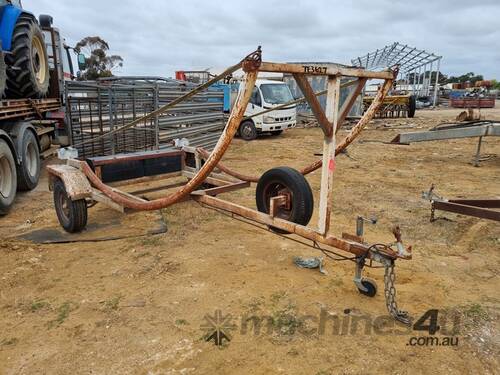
48, 48, 413, 325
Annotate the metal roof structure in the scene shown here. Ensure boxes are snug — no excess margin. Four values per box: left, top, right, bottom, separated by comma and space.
352, 42, 441, 73
352, 42, 443, 106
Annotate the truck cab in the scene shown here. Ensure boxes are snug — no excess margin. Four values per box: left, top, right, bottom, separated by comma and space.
238, 79, 296, 140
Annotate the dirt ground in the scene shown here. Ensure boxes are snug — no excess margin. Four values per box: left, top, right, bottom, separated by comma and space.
1, 105, 499, 375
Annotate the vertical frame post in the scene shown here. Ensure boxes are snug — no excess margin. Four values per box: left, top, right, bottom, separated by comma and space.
433, 58, 441, 107
318, 76, 341, 236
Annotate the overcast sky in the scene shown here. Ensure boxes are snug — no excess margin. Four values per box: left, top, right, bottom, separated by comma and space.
25, 0, 500, 79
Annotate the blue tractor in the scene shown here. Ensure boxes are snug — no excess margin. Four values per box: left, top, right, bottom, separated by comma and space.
0, 0, 50, 98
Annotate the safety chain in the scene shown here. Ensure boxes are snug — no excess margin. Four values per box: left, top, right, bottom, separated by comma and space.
383, 259, 412, 325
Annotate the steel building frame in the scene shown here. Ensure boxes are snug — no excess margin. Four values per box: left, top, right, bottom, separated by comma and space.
352, 42, 442, 106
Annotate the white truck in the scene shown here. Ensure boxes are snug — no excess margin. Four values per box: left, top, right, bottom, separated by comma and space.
233, 79, 297, 141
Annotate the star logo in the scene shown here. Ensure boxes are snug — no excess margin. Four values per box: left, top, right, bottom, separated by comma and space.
200, 310, 237, 346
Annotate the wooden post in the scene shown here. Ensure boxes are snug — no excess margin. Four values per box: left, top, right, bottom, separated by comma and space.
318, 76, 341, 236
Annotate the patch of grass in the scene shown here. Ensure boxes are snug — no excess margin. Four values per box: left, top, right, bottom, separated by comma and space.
47, 302, 75, 328
1, 337, 18, 346
140, 236, 163, 247
245, 297, 264, 313
462, 303, 490, 325
271, 302, 304, 336
30, 300, 50, 313
270, 291, 287, 304
104, 295, 122, 311
175, 319, 189, 326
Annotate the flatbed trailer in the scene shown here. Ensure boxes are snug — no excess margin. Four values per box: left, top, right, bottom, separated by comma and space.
0, 97, 61, 214
47, 48, 414, 325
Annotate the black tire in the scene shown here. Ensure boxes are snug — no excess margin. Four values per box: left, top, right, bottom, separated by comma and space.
0, 139, 17, 215
53, 178, 88, 233
239, 120, 257, 141
0, 51, 6, 98
38, 15, 53, 28
357, 278, 377, 297
16, 130, 40, 191
271, 130, 283, 136
5, 14, 50, 98
256, 167, 313, 234
408, 95, 416, 118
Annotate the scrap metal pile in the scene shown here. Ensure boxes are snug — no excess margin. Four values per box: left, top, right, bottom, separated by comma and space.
66, 78, 226, 159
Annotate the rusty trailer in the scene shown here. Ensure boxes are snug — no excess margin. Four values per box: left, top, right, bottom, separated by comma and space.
47, 48, 413, 324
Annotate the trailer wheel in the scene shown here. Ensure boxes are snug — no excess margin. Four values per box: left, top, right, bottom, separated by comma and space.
408, 95, 416, 118
53, 178, 88, 233
17, 130, 40, 191
256, 167, 313, 234
5, 14, 49, 98
357, 278, 377, 297
239, 121, 257, 141
0, 139, 17, 215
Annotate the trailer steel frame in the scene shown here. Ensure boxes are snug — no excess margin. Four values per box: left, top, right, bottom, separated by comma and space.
48, 48, 413, 324
424, 186, 500, 222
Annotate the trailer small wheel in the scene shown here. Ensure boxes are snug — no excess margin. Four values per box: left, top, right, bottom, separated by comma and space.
256, 167, 314, 234
357, 278, 377, 297
17, 130, 40, 191
0, 139, 17, 215
53, 178, 88, 233
239, 121, 257, 141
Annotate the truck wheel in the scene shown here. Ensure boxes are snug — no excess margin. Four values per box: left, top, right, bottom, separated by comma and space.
5, 14, 49, 98
271, 130, 283, 136
256, 167, 314, 234
0, 139, 17, 215
16, 130, 40, 191
408, 95, 417, 118
53, 178, 88, 233
239, 121, 257, 141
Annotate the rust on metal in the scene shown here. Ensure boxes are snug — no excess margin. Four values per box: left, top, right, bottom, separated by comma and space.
242, 46, 262, 72
259, 62, 395, 79
47, 164, 92, 201
269, 195, 290, 218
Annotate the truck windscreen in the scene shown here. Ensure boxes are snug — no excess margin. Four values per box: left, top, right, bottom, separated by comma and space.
260, 84, 293, 105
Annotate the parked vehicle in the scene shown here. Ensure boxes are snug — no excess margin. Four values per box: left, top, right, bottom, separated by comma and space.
235, 79, 297, 141
176, 71, 297, 141
0, 1, 77, 215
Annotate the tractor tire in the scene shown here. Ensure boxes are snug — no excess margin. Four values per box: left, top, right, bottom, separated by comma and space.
239, 120, 257, 141
256, 167, 314, 234
408, 95, 416, 118
38, 15, 53, 28
0, 139, 17, 215
16, 130, 40, 191
5, 14, 49, 98
53, 178, 88, 233
0, 51, 6, 98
